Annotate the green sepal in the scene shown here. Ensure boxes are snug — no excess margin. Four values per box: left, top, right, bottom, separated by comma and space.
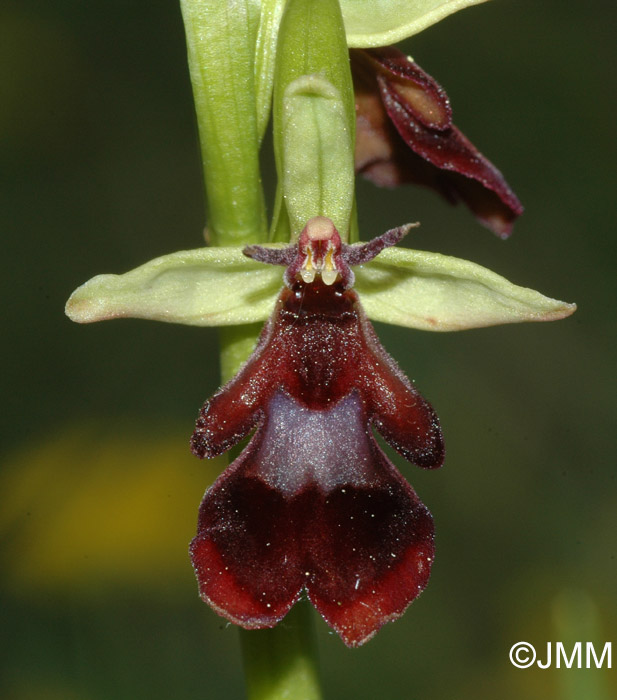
66, 243, 576, 333
282, 75, 355, 240
65, 248, 283, 327
341, 0, 490, 48
273, 0, 355, 241
354, 247, 576, 331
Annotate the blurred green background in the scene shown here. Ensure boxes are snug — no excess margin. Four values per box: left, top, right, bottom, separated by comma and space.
1, 0, 615, 698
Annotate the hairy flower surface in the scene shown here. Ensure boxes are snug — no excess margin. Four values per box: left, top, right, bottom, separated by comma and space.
352, 47, 523, 237
65, 213, 575, 644
64, 0, 577, 662
190, 218, 444, 646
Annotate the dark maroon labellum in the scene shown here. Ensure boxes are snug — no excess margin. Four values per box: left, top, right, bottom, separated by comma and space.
190, 218, 444, 647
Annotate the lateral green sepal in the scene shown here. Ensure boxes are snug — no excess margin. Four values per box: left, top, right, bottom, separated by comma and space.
355, 247, 576, 331
65, 248, 283, 327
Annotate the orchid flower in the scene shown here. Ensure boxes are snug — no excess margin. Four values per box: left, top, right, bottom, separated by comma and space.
64, 208, 574, 649
190, 218, 444, 647
66, 0, 575, 689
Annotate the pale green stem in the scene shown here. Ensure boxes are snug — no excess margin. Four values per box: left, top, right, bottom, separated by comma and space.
180, 0, 267, 245
218, 324, 264, 382
240, 601, 323, 700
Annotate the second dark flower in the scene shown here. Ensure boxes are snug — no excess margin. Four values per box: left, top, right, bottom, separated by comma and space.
352, 47, 523, 237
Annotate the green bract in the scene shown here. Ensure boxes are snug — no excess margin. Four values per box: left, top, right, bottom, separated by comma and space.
281, 75, 355, 240
340, 0, 490, 47
255, 0, 287, 139
66, 243, 575, 331
271, 0, 355, 242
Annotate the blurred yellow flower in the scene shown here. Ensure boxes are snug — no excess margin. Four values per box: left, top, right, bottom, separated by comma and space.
0, 425, 224, 595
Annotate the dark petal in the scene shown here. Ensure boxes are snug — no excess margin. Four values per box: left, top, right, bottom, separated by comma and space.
190, 395, 435, 647
356, 309, 445, 469
243, 243, 296, 267
343, 223, 417, 266
191, 319, 277, 458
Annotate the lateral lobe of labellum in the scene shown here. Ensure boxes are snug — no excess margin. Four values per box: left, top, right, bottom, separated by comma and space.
190, 278, 444, 647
